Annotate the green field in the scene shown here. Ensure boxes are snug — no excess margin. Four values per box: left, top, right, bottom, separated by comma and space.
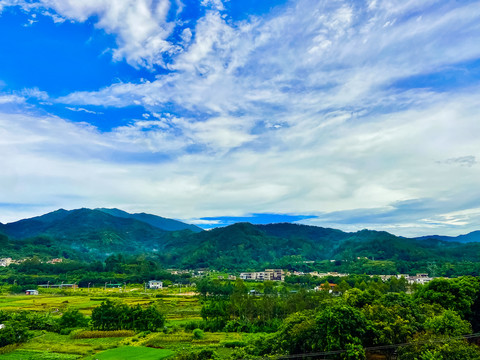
86, 346, 174, 360
0, 349, 82, 359
0, 292, 232, 359
0, 293, 201, 319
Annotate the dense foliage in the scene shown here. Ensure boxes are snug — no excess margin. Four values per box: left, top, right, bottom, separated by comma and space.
193, 277, 480, 359
91, 299, 165, 331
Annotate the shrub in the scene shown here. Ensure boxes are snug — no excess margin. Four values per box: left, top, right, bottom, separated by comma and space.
175, 348, 219, 360
0, 321, 31, 347
184, 320, 204, 331
193, 328, 205, 339
221, 340, 246, 348
59, 328, 75, 335
59, 308, 89, 329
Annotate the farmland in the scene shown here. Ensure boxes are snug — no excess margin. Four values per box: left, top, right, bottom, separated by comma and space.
0, 289, 216, 359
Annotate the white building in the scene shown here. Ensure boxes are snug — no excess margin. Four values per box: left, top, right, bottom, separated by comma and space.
0, 258, 12, 267
148, 280, 163, 289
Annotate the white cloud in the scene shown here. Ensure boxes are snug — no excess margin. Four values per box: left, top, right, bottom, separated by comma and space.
201, 0, 225, 11
66, 107, 102, 115
1, 0, 480, 236
2, 0, 177, 68
0, 94, 25, 104
0, 88, 48, 105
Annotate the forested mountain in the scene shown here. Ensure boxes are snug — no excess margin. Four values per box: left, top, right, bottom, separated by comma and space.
96, 208, 203, 233
2, 209, 480, 272
2, 208, 175, 257
416, 230, 480, 243
161, 222, 480, 270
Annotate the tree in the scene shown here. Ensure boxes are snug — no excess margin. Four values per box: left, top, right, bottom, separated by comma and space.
276, 311, 316, 354
415, 277, 480, 319
0, 321, 30, 347
399, 334, 480, 360
424, 309, 471, 336
91, 300, 165, 331
58, 308, 89, 328
314, 304, 371, 353
276, 304, 371, 357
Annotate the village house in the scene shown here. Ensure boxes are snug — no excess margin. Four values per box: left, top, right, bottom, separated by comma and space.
265, 269, 285, 281
25, 290, 39, 295
314, 283, 337, 293
0, 258, 12, 267
408, 273, 433, 285
148, 280, 163, 289
239, 269, 285, 281
239, 272, 256, 280
47, 258, 63, 264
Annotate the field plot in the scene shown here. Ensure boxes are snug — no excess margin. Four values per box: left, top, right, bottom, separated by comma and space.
0, 349, 82, 359
0, 294, 165, 315
85, 346, 174, 360
0, 293, 215, 359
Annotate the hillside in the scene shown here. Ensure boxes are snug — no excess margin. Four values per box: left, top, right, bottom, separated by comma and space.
416, 230, 480, 243
96, 208, 203, 233
159, 222, 480, 270
162, 222, 321, 269
2, 208, 175, 257
2, 209, 480, 271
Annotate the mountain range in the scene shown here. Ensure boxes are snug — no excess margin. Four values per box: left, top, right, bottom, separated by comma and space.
1, 208, 479, 270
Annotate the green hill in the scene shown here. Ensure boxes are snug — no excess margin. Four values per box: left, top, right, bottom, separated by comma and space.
3, 208, 176, 257
96, 208, 203, 233
416, 230, 480, 243
2, 209, 480, 272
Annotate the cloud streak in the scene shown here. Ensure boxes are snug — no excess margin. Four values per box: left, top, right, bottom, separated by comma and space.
0, 0, 479, 236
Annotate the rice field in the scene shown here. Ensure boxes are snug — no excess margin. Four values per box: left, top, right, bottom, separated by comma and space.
0, 291, 235, 359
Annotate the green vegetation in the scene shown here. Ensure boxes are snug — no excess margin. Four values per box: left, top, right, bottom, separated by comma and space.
3, 209, 480, 275
2, 209, 480, 358
86, 346, 174, 360
91, 300, 165, 331
1, 277, 480, 359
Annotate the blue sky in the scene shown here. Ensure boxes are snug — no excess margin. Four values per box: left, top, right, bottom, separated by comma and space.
0, 0, 479, 236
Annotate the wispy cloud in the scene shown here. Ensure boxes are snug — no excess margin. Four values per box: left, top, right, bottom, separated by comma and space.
65, 107, 103, 115
0, 0, 479, 235
438, 156, 477, 167
0, 94, 25, 104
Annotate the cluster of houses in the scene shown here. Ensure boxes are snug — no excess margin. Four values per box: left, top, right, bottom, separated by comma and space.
0, 257, 25, 267
0, 257, 63, 267
375, 273, 433, 285
0, 258, 12, 267
284, 270, 434, 285
289, 270, 349, 278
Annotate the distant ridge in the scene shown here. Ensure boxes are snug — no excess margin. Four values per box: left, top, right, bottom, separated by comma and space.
96, 208, 203, 233
416, 230, 480, 243
1, 208, 480, 269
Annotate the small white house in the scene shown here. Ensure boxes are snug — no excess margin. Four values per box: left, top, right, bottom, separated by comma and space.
148, 280, 163, 289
